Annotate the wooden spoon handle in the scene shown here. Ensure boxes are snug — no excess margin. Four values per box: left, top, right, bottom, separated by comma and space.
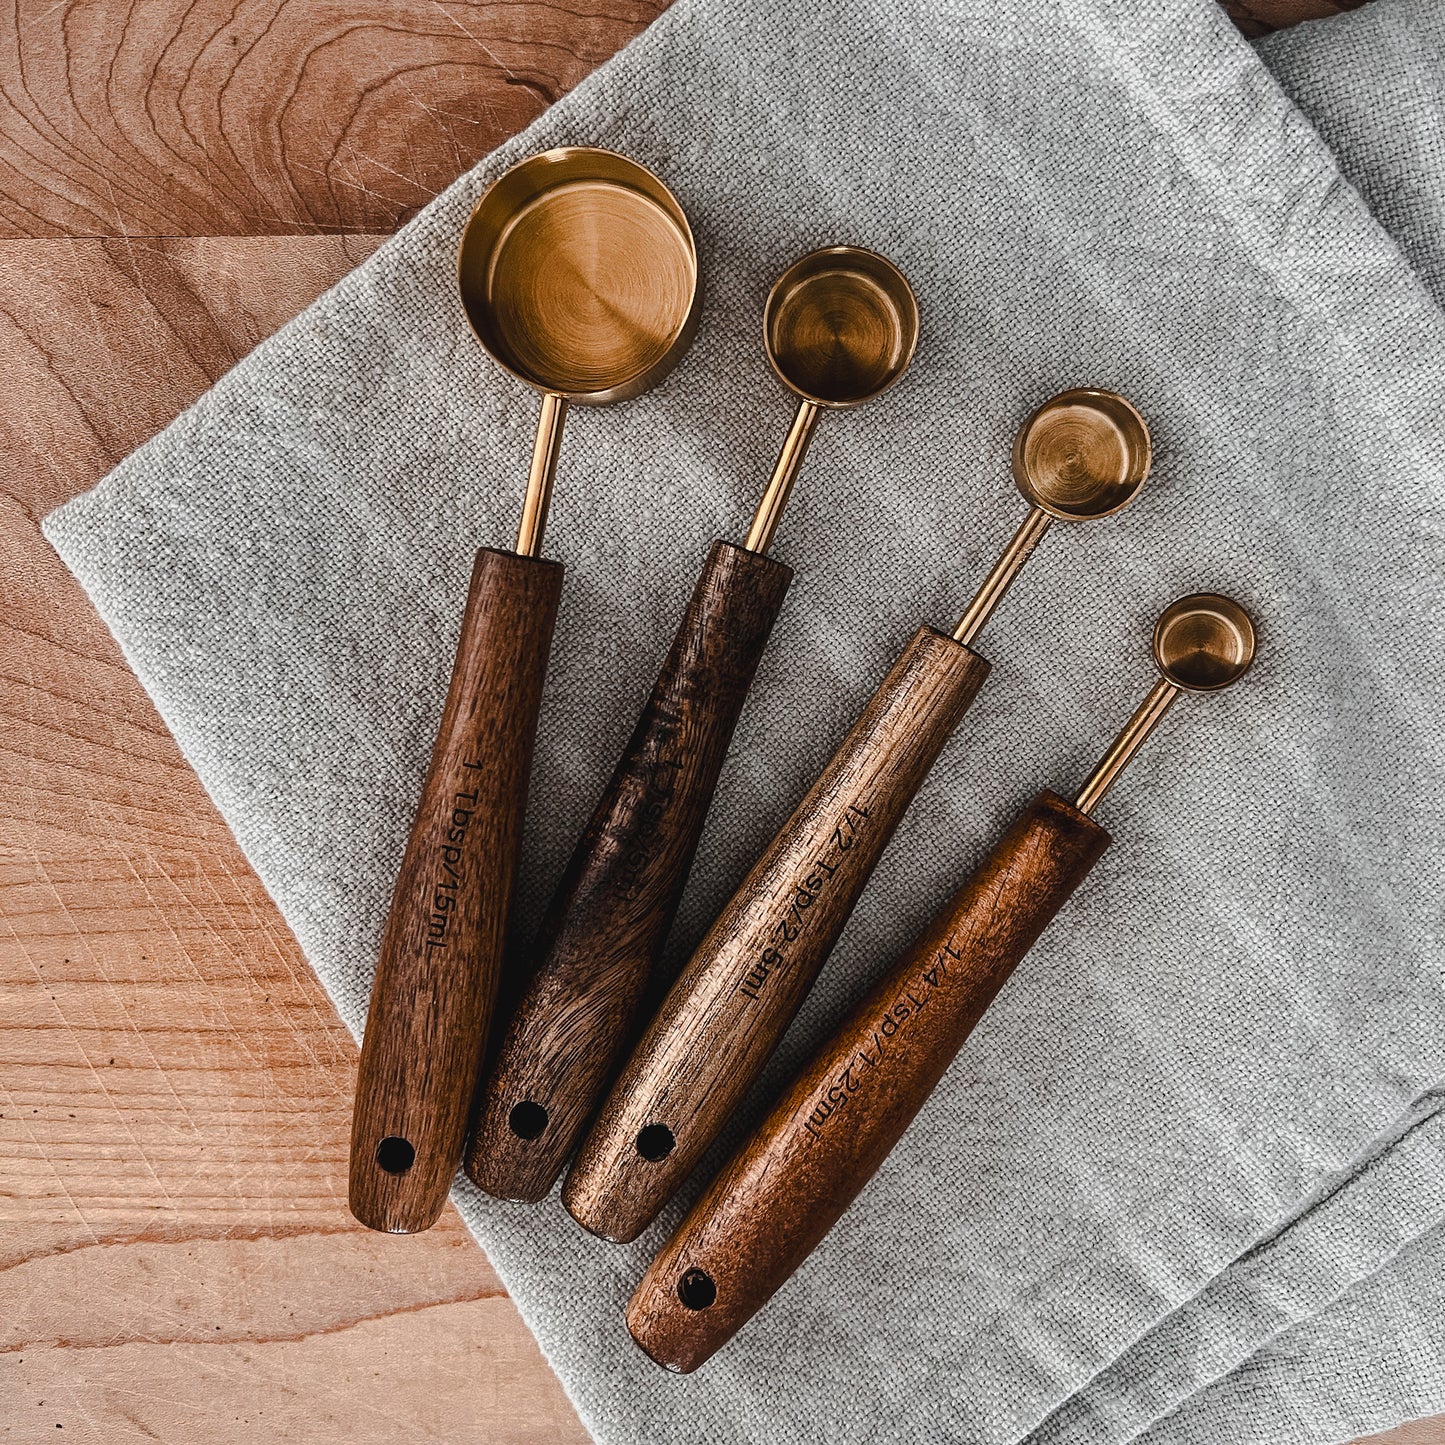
349, 547, 563, 1234
465, 541, 792, 1202
562, 626, 990, 1242
627, 791, 1110, 1371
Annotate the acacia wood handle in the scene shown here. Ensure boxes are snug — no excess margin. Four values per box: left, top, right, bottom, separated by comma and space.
627, 791, 1110, 1371
349, 547, 563, 1234
562, 626, 990, 1243
465, 541, 792, 1203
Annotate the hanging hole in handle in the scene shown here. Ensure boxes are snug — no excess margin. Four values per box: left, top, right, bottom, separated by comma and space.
677, 1268, 717, 1310
376, 1136, 416, 1175
509, 1101, 549, 1141
636, 1124, 675, 1161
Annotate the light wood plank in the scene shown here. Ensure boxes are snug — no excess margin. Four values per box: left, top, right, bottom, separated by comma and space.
0, 234, 587, 1443
0, 0, 665, 238
10, 1289, 582, 1442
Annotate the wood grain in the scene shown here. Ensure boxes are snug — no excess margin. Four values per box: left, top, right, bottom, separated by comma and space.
0, 234, 383, 518
351, 547, 563, 1234
467, 539, 792, 1204
628, 791, 1111, 1372
0, 0, 666, 238
9, 1258, 582, 1443
2, 0, 1439, 1440
0, 0, 1341, 243
563, 626, 990, 1243
0, 235, 585, 1442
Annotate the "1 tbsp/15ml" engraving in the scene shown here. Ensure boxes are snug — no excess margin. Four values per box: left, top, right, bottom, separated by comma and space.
425, 760, 485, 951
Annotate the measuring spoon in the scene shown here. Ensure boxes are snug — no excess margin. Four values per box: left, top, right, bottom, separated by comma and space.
349, 147, 700, 1234
466, 247, 917, 1203
628, 593, 1257, 1371
562, 388, 1151, 1243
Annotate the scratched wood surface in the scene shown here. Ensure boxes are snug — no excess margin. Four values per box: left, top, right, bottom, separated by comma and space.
0, 1, 1432, 1442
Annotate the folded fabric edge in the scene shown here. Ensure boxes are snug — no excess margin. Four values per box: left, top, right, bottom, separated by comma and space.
1025, 1082, 1445, 1445
1083, 0, 1445, 463
1257, 0, 1445, 307
1142, 1217, 1445, 1445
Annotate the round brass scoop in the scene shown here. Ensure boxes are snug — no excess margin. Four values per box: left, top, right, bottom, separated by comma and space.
458, 147, 700, 556
743, 246, 919, 554
953, 387, 1151, 646
1075, 592, 1257, 814
1153, 593, 1256, 692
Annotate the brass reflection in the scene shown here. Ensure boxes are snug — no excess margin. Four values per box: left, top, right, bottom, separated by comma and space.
953, 388, 1152, 647
458, 148, 700, 556
1075, 593, 1257, 816
745, 247, 919, 555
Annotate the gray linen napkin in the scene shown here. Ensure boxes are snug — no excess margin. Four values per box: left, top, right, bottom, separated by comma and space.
1036, 5, 1445, 1439
1147, 1220, 1445, 1445
42, 0, 1445, 1442
1260, 0, 1445, 302
1034, 1093, 1445, 1444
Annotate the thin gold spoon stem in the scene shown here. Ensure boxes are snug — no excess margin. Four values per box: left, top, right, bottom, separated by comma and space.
1074, 677, 1179, 816
742, 247, 918, 558
745, 400, 820, 555
1074, 592, 1257, 817
952, 506, 1053, 645
516, 393, 568, 558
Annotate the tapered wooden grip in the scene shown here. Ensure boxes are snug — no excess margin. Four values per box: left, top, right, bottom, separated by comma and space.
563, 626, 990, 1243
465, 541, 792, 1202
349, 547, 563, 1234
627, 791, 1110, 1371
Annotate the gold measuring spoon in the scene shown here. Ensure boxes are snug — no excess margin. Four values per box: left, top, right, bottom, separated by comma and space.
628, 593, 1257, 1371
465, 247, 917, 1204
563, 388, 1151, 1244
349, 147, 700, 1234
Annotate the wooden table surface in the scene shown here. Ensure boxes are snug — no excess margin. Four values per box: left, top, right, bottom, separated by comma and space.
0, 0, 1433, 1440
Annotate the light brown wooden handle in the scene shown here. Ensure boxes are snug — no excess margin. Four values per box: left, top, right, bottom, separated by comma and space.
627, 791, 1110, 1371
465, 541, 792, 1202
349, 547, 563, 1234
562, 626, 990, 1243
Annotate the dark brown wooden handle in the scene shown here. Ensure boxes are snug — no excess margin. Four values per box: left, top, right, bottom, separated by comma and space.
349, 547, 563, 1234
627, 791, 1110, 1371
562, 626, 990, 1243
464, 541, 792, 1202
